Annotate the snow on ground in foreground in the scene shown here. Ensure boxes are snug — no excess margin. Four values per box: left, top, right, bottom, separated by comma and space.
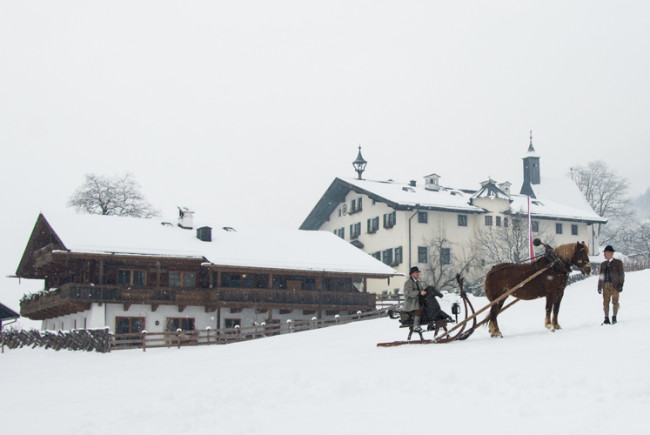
2, 271, 650, 435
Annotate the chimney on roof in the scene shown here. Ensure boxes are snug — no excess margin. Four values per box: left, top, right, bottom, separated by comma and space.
409, 180, 417, 187
196, 226, 212, 242
177, 207, 194, 230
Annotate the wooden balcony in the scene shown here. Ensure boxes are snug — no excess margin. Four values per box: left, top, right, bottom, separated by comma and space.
20, 283, 376, 320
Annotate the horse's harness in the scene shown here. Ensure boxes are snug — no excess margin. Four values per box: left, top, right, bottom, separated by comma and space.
533, 246, 573, 294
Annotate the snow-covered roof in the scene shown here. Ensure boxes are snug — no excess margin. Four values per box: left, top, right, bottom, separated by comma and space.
341, 177, 482, 212
512, 176, 607, 223
301, 174, 605, 230
39, 212, 398, 277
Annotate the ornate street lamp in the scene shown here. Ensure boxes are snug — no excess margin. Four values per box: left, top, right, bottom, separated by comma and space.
352, 146, 367, 180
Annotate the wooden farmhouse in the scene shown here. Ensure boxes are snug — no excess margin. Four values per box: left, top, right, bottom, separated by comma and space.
16, 210, 398, 335
301, 139, 607, 294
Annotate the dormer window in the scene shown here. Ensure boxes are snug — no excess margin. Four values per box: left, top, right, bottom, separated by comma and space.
424, 173, 441, 191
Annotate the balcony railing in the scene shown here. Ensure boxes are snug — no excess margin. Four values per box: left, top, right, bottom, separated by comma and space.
20, 283, 376, 320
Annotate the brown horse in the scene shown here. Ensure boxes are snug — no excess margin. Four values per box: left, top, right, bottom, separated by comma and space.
484, 241, 591, 337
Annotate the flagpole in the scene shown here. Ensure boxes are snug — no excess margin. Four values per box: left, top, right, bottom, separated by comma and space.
528, 196, 534, 263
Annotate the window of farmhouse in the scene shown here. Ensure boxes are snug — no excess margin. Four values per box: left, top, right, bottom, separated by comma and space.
169, 271, 196, 288
532, 220, 539, 233
367, 216, 379, 233
418, 211, 428, 224
383, 211, 396, 228
485, 216, 493, 226
496, 216, 502, 227
382, 248, 393, 265
166, 317, 195, 331
222, 273, 241, 288
556, 223, 563, 234
115, 317, 145, 335
418, 246, 428, 263
117, 269, 146, 286
440, 248, 451, 265
458, 215, 468, 227
350, 222, 361, 239
225, 319, 241, 329
571, 224, 578, 235
394, 246, 403, 265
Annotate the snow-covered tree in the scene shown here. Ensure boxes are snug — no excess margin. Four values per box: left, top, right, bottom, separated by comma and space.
67, 173, 160, 218
571, 161, 632, 234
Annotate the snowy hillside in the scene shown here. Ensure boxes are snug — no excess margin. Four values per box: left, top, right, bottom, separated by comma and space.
2, 271, 650, 435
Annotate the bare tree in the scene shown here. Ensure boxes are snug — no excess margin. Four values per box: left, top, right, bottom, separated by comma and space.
572, 161, 632, 231
616, 220, 650, 262
67, 173, 160, 218
471, 216, 554, 266
420, 236, 478, 292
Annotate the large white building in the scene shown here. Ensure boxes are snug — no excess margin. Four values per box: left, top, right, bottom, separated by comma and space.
301, 141, 606, 294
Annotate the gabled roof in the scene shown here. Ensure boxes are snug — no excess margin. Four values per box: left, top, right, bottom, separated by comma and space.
17, 212, 399, 278
471, 179, 511, 201
301, 174, 606, 230
510, 176, 607, 223
300, 177, 484, 230
0, 302, 20, 321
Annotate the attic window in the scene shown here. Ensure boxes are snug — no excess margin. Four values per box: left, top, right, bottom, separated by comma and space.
450, 191, 462, 196
531, 200, 544, 206
402, 187, 415, 192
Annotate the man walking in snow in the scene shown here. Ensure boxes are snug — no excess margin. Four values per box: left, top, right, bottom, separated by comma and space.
403, 266, 427, 332
598, 245, 625, 324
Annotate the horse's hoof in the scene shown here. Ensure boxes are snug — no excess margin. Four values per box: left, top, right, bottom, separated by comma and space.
553, 324, 562, 330
490, 332, 503, 338
545, 323, 552, 330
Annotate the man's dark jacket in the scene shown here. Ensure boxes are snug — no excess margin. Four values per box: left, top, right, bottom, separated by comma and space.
598, 258, 625, 292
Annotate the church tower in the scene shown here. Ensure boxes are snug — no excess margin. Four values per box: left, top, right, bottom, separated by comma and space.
520, 131, 540, 197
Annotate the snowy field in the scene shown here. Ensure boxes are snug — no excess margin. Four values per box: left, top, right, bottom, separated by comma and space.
2, 271, 649, 435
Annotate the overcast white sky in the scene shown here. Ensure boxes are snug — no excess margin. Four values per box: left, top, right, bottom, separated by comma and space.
1, 1, 649, 313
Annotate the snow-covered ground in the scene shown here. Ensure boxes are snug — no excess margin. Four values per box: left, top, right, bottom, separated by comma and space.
2, 271, 649, 434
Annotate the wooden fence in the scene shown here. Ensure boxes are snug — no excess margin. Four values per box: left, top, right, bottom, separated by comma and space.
110, 309, 388, 351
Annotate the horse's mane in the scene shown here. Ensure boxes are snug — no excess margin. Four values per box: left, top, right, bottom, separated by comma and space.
553, 242, 589, 262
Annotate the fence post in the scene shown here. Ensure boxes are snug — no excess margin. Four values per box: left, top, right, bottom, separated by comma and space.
141, 330, 147, 352
206, 327, 211, 344
286, 319, 293, 333
176, 328, 182, 349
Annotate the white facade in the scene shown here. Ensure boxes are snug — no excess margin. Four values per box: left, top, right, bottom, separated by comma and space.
302, 149, 606, 294
41, 304, 332, 332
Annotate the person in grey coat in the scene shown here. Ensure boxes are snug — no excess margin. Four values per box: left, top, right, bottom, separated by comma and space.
403, 266, 427, 332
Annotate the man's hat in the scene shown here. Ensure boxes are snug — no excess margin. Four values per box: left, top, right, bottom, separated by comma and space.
409, 266, 421, 274
604, 245, 615, 253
